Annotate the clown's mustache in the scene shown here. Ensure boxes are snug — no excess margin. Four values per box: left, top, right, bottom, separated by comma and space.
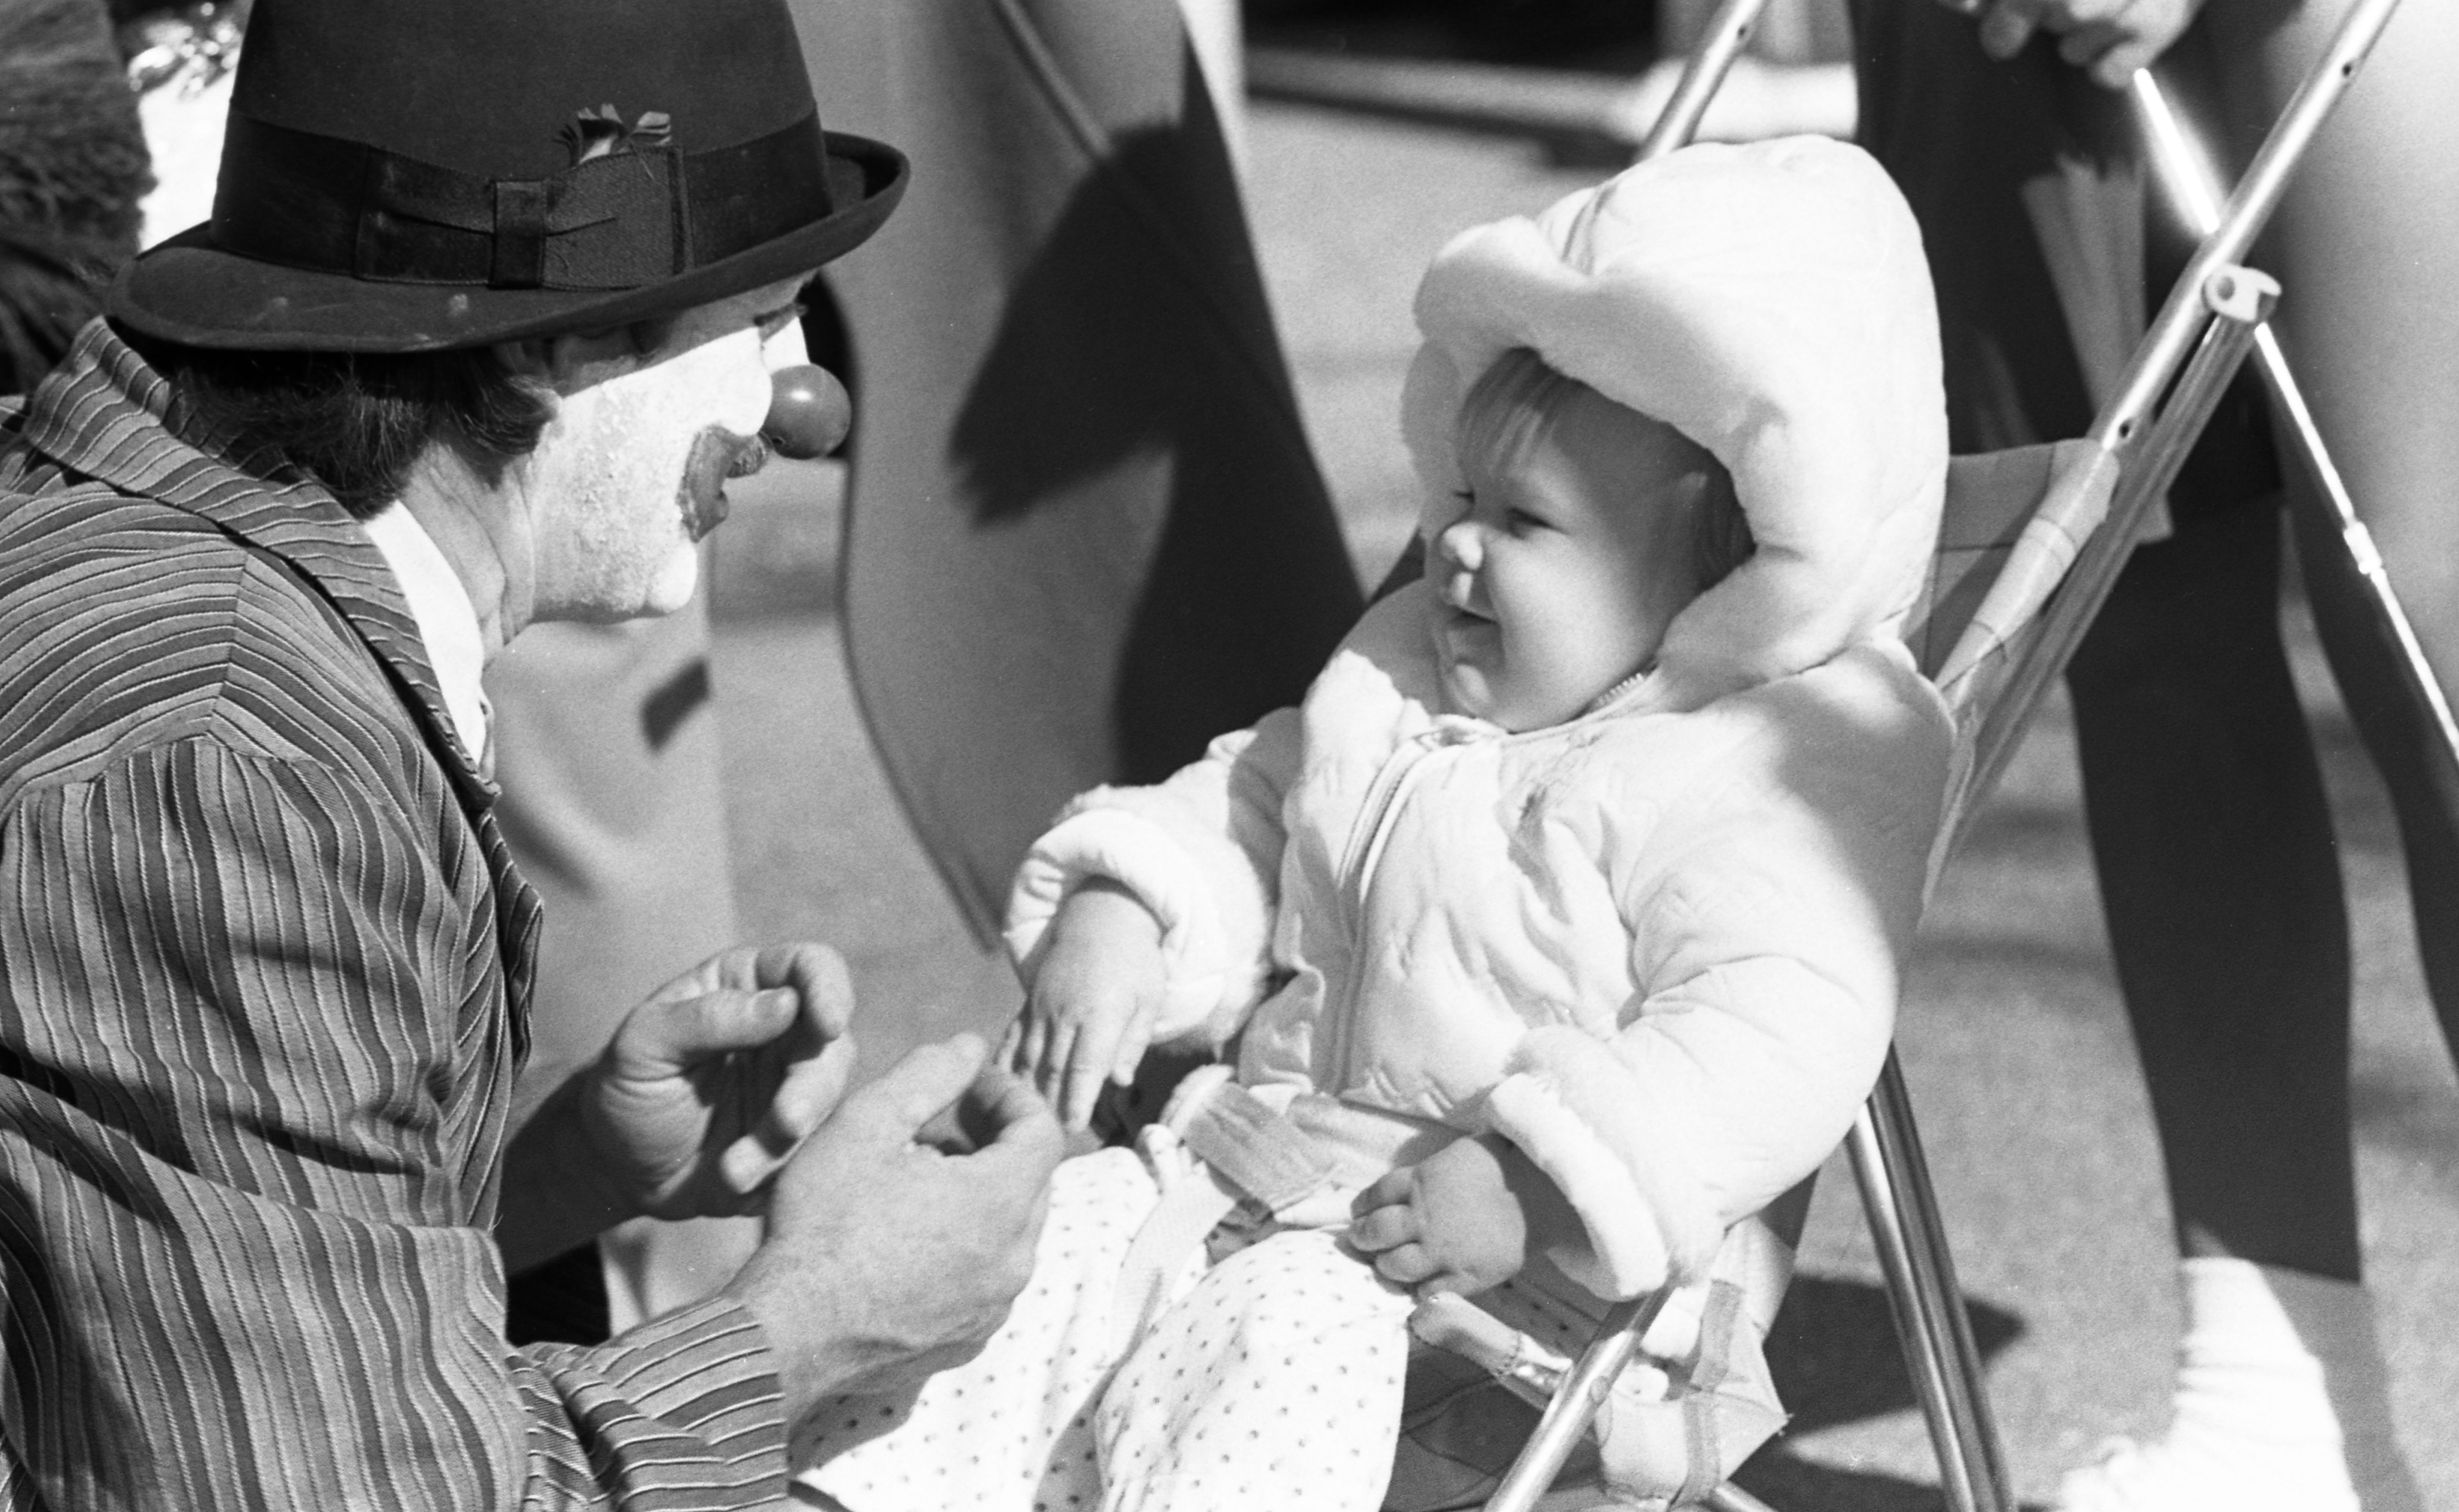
676, 427, 766, 541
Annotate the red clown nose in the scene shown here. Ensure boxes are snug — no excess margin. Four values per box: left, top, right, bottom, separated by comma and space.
763, 363, 852, 460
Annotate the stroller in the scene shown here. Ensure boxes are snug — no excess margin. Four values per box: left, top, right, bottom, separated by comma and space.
1375, 0, 2422, 1509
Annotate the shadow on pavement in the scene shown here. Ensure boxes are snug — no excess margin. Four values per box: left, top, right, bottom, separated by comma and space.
1732, 1272, 2039, 1512
1734, 1450, 2038, 1512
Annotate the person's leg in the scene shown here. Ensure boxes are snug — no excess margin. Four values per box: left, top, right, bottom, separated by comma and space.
2217, 0, 2459, 692
2209, 0, 2459, 1069
2125, 18, 2459, 1498
2291, 495, 2459, 1069
1848, 4, 2434, 1501
2068, 499, 2356, 1278
2061, 499, 2420, 1510
1095, 1228, 1413, 1512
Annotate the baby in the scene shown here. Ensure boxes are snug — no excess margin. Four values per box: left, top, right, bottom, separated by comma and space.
798, 137, 1954, 1512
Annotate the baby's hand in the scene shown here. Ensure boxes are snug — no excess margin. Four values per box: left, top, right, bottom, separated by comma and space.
1349, 1135, 1568, 1299
1003, 879, 1167, 1131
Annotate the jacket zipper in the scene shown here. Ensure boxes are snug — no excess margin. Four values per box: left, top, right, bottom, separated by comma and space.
1323, 729, 1448, 1084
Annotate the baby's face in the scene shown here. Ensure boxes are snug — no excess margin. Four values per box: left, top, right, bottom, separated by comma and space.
1428, 386, 1711, 732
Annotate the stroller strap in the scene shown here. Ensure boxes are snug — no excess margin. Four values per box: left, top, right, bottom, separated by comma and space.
1107, 1066, 1345, 1352
1170, 1066, 1342, 1218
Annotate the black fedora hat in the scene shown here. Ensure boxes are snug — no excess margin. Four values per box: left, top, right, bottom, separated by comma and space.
109, 0, 906, 352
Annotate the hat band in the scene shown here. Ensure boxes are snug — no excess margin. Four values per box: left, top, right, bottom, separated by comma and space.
209, 111, 834, 292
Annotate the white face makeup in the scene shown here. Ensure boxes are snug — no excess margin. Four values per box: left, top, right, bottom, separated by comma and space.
511, 277, 809, 625
1427, 380, 1717, 733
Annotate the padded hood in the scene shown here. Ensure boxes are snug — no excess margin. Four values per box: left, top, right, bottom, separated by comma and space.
1403, 136, 1947, 711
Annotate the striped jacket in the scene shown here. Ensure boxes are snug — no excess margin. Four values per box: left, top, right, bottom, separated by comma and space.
0, 323, 787, 1508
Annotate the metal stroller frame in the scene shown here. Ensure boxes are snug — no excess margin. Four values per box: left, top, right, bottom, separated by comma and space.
1445, 2, 2414, 1508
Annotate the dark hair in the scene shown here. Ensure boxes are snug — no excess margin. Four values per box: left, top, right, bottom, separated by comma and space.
118, 328, 556, 520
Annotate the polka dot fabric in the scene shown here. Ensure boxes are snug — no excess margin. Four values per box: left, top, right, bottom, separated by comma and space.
793, 1149, 1413, 1512
1097, 1229, 1411, 1512
796, 1149, 1165, 1510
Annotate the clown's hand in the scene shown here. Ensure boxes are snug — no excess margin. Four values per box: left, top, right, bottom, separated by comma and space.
1955, 0, 2207, 88
583, 942, 858, 1219
1004, 879, 1167, 1131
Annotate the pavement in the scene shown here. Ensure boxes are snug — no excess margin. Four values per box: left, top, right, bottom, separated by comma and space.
706, 97, 2459, 1510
